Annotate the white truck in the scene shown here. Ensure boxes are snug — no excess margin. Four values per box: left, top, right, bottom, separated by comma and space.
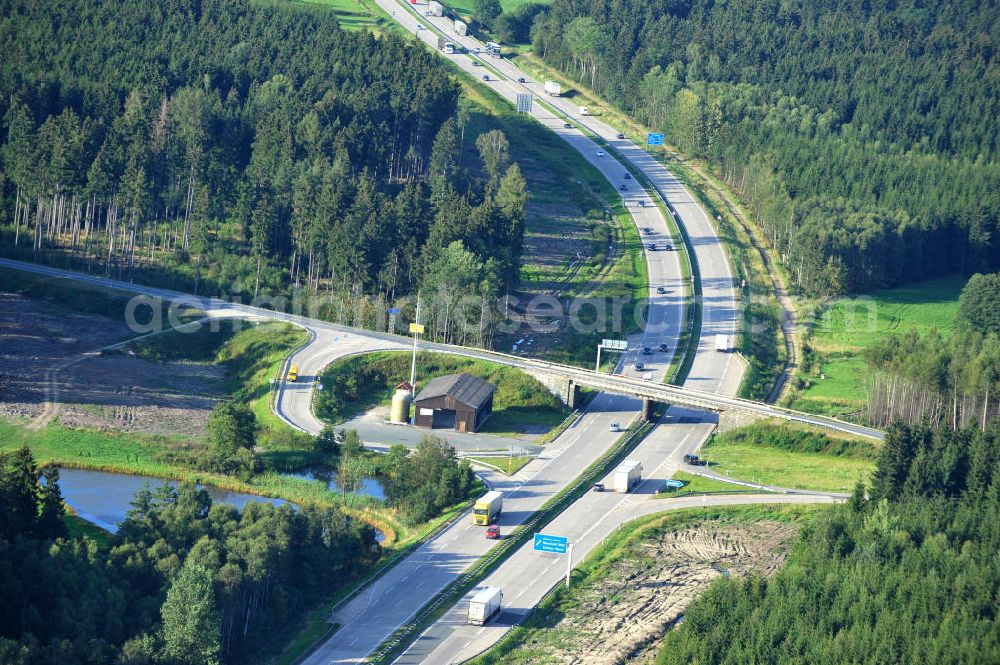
454, 19, 467, 36
715, 333, 732, 352
467, 587, 503, 625
613, 459, 643, 493
427, 1, 443, 16
579, 106, 589, 115
543, 80, 561, 96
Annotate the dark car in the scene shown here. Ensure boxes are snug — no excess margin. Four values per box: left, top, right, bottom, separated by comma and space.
656, 286, 666, 294
659, 343, 669, 352
472, 60, 480, 66
617, 132, 625, 139
634, 361, 645, 371
619, 183, 627, 191
564, 122, 572, 128
592, 482, 605, 492
517, 77, 526, 83
638, 200, 646, 207
624, 173, 631, 179
482, 74, 490, 81
642, 346, 652, 355
664, 242, 674, 250
647, 243, 656, 251
643, 227, 652, 234
683, 453, 705, 466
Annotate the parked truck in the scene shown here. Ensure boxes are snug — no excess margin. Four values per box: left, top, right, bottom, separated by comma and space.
473, 490, 503, 525
613, 459, 643, 493
427, 1, 443, 16
543, 80, 561, 96
467, 587, 503, 625
454, 19, 467, 36
715, 333, 732, 352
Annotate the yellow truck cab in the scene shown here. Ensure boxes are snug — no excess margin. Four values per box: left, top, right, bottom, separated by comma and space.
473, 491, 503, 525
287, 364, 298, 382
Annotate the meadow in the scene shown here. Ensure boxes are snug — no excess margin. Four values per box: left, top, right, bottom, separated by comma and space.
787, 275, 966, 416
701, 421, 878, 493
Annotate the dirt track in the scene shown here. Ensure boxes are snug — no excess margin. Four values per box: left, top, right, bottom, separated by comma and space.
0, 291, 223, 436
514, 519, 799, 664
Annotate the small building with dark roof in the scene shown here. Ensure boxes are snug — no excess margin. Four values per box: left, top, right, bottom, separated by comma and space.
413, 373, 495, 433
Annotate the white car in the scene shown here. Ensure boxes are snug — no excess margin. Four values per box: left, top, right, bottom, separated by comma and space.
595, 150, 606, 157
609, 422, 621, 433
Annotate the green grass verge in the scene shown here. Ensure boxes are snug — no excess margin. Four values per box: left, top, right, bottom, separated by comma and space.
653, 470, 748, 497
315, 350, 570, 436
62, 512, 113, 546
465, 503, 822, 664
700, 421, 877, 493
787, 275, 966, 416
466, 455, 533, 475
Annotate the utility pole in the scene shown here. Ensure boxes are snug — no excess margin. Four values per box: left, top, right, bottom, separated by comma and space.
409, 291, 423, 397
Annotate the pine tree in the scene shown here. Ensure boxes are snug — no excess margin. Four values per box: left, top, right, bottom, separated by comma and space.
161, 561, 221, 665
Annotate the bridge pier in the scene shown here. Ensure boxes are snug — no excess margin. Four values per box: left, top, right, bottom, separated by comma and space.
642, 398, 656, 422
565, 380, 581, 410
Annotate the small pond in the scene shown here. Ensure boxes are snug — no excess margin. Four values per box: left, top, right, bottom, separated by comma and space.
56, 467, 288, 533
282, 466, 387, 502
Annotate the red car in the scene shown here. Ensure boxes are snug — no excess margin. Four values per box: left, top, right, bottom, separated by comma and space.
486, 524, 501, 539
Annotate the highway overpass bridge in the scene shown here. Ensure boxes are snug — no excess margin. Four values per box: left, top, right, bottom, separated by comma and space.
415, 339, 883, 440
0, 258, 883, 441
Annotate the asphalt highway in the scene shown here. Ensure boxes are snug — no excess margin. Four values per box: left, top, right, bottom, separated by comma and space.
0, 17, 846, 661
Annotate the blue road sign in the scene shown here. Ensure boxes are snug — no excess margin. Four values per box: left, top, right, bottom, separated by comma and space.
387, 307, 402, 315
647, 132, 664, 145
662, 479, 685, 488
533, 533, 569, 554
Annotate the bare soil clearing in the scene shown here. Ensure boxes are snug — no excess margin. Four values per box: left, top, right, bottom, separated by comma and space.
0, 291, 224, 436
514, 520, 799, 665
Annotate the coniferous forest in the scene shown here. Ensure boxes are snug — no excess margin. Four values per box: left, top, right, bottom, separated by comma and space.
657, 421, 1000, 664
532, 0, 1000, 295
0, 0, 527, 346
0, 448, 380, 664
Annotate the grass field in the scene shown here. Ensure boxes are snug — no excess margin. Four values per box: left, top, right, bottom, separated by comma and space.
316, 351, 570, 436
442, 0, 550, 18
701, 421, 877, 492
787, 275, 966, 416
291, 0, 394, 31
